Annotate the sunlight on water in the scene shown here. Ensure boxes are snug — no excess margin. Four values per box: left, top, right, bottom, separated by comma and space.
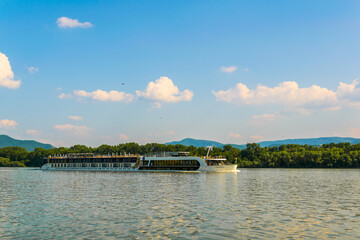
0, 168, 359, 239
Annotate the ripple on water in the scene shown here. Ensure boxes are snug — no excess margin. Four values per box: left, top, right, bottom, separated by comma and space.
0, 169, 360, 239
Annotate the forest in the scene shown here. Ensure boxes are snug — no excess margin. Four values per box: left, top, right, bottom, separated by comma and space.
1, 142, 360, 168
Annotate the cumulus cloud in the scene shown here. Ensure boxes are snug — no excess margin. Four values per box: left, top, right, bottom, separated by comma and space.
221, 66, 238, 73
213, 81, 338, 110
349, 128, 360, 138
28, 66, 39, 74
0, 52, 21, 89
150, 102, 162, 109
252, 113, 278, 121
136, 77, 193, 106
228, 132, 242, 139
58, 93, 73, 99
251, 112, 284, 125
214, 80, 360, 111
26, 129, 41, 136
57, 17, 93, 28
54, 124, 89, 131
0, 119, 18, 129
58, 77, 193, 107
38, 139, 65, 147
148, 130, 175, 137
163, 130, 175, 135
68, 116, 83, 121
55, 124, 90, 135
249, 135, 264, 142
336, 79, 360, 106
119, 134, 129, 140
74, 89, 135, 102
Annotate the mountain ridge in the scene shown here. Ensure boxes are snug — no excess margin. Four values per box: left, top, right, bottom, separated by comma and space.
0, 135, 54, 151
166, 137, 360, 149
2, 135, 360, 152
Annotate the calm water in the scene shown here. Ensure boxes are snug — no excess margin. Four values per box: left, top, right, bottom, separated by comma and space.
0, 169, 359, 239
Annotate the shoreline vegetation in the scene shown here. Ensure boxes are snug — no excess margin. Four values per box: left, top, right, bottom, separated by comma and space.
1, 142, 360, 168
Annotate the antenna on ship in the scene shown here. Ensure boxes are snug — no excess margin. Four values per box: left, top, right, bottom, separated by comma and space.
206, 146, 213, 159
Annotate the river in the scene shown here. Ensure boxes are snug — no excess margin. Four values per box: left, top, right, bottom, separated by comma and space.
0, 168, 359, 239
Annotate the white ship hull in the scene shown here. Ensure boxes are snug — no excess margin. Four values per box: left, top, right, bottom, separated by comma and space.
205, 164, 238, 172
41, 152, 238, 173
41, 163, 237, 172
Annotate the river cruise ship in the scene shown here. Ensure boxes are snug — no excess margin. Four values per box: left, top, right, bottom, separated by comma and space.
41, 151, 237, 172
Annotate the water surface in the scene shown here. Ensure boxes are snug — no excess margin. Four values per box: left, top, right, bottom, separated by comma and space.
0, 168, 359, 239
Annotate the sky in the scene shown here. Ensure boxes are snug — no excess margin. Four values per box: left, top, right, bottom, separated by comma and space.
1, 0, 360, 147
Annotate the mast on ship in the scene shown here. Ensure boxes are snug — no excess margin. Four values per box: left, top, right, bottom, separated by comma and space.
206, 146, 213, 159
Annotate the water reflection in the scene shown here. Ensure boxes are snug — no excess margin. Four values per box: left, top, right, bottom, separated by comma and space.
0, 169, 359, 239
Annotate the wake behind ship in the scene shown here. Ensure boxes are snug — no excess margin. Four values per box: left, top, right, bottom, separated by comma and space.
41, 151, 237, 172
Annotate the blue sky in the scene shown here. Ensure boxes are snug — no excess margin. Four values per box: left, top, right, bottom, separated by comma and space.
1, 0, 360, 147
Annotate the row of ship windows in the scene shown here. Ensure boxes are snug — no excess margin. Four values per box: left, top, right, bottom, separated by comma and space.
50, 163, 133, 168
48, 158, 138, 164
145, 160, 200, 166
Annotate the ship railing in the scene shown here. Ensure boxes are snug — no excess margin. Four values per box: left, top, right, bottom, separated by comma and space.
49, 153, 139, 159
144, 152, 190, 157
201, 156, 226, 160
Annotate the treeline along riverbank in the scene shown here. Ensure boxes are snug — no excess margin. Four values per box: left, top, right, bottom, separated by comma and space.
1, 142, 360, 168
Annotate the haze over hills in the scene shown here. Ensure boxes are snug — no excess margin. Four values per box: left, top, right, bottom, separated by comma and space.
0, 135, 54, 151
2, 135, 360, 152
166, 137, 360, 149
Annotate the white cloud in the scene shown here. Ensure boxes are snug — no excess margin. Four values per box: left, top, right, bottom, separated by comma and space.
213, 81, 338, 110
150, 102, 162, 109
228, 132, 243, 139
148, 130, 175, 137
221, 66, 238, 73
135, 137, 151, 145
252, 113, 277, 121
119, 134, 129, 140
337, 79, 360, 104
57, 17, 93, 28
251, 112, 284, 125
39, 139, 65, 147
0, 119, 18, 129
58, 77, 192, 107
58, 93, 73, 99
136, 77, 193, 106
74, 89, 135, 102
0, 52, 21, 89
54, 124, 90, 134
26, 129, 41, 136
349, 128, 360, 138
28, 66, 39, 74
249, 135, 264, 142
68, 116, 83, 121
163, 130, 175, 135
214, 80, 360, 111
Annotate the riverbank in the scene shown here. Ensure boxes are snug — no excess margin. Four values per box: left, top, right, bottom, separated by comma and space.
1, 142, 360, 168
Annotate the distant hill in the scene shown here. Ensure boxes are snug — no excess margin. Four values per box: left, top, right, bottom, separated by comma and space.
0, 135, 54, 151
257, 137, 360, 147
166, 137, 360, 149
166, 138, 246, 149
167, 138, 226, 148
